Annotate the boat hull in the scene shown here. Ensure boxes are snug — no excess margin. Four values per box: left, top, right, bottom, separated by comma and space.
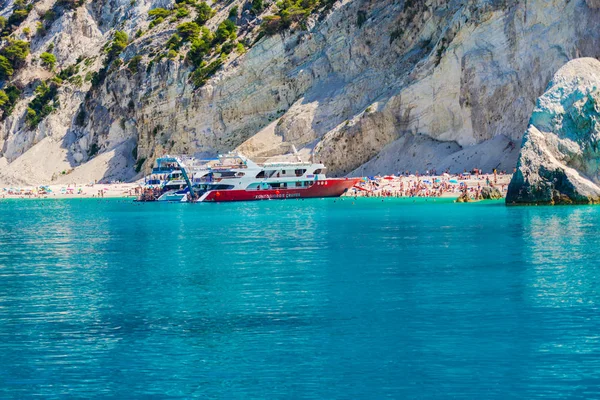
198, 178, 359, 203
157, 189, 188, 202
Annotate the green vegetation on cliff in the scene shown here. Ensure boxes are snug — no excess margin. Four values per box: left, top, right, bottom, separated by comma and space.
26, 81, 60, 128
261, 0, 336, 35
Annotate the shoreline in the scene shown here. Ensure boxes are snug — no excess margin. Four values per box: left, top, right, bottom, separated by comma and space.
1, 173, 511, 201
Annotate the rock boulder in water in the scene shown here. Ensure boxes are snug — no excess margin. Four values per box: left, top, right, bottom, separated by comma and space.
506, 58, 600, 205
456, 192, 471, 203
481, 187, 503, 200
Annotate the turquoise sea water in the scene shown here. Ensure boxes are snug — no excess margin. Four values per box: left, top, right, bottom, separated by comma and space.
1, 198, 600, 398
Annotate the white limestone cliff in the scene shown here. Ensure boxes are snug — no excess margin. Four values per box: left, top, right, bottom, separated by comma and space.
506, 58, 600, 205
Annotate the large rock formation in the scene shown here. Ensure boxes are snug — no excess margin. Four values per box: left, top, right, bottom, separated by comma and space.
1, 0, 600, 184
506, 58, 600, 205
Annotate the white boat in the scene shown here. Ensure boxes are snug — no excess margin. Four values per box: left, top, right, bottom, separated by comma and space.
193, 152, 359, 202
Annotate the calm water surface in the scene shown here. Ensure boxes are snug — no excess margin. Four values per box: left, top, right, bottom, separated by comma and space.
1, 198, 599, 398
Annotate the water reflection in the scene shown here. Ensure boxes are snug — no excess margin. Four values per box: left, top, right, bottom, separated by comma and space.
1, 199, 600, 398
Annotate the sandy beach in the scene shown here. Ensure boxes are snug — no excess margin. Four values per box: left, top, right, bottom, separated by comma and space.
346, 173, 512, 199
1, 172, 512, 201
0, 182, 143, 200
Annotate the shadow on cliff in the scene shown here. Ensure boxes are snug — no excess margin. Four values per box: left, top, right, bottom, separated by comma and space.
60, 124, 138, 183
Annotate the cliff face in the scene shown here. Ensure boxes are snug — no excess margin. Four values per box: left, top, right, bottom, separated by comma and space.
0, 0, 599, 185
506, 58, 600, 205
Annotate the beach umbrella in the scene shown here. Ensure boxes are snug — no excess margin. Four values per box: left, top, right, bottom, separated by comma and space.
383, 176, 395, 180
449, 179, 458, 183
422, 179, 432, 184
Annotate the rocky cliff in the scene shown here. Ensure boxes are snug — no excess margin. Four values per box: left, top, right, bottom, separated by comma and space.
506, 58, 600, 205
0, 0, 599, 185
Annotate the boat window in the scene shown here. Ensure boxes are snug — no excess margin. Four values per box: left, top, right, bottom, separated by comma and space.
282, 170, 286, 174
255, 171, 265, 178
296, 182, 302, 187
313, 169, 322, 174
295, 169, 307, 176
209, 184, 235, 190
220, 171, 238, 178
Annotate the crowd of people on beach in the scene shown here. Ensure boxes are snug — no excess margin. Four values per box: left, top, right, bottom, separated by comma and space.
2, 168, 512, 201
0, 183, 142, 199
349, 169, 511, 199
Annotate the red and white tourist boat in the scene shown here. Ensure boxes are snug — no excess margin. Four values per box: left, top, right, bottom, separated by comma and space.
194, 153, 359, 202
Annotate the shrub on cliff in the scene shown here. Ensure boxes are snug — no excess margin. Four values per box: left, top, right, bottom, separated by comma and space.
167, 34, 182, 50
261, 15, 285, 35
235, 42, 246, 54
215, 19, 237, 44
1, 39, 30, 67
177, 22, 201, 41
260, 0, 335, 35
148, 8, 172, 20
54, 0, 85, 10
0, 86, 21, 119
190, 59, 222, 88
148, 8, 171, 28
109, 31, 128, 59
7, 7, 30, 28
194, 2, 215, 25
0, 90, 8, 107
175, 6, 190, 19
188, 37, 209, 66
25, 81, 60, 128
221, 41, 234, 55
57, 64, 79, 80
40, 52, 57, 70
0, 55, 14, 79
251, 0, 264, 14
127, 55, 143, 73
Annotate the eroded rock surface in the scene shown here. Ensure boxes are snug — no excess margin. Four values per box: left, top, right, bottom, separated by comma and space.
506, 58, 600, 205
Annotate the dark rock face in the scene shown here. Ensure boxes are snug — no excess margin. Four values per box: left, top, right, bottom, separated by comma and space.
456, 191, 471, 203
506, 58, 600, 205
481, 186, 503, 200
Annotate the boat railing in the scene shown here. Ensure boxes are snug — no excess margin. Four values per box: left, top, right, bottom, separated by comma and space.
211, 164, 248, 170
